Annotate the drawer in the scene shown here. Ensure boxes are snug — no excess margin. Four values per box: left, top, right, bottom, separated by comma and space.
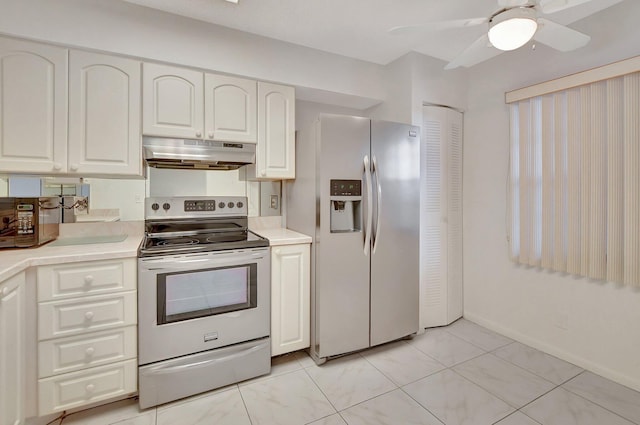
39, 291, 137, 340
39, 326, 137, 378
38, 359, 137, 416
37, 258, 136, 302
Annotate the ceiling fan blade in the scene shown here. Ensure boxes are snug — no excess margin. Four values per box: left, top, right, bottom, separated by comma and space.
534, 18, 591, 51
388, 17, 487, 35
538, 0, 594, 14
444, 34, 502, 70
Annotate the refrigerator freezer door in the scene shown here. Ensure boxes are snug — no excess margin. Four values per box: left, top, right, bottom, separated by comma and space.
370, 120, 420, 346
316, 114, 371, 358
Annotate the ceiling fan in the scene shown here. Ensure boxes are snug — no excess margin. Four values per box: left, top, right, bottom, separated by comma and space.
389, 0, 594, 70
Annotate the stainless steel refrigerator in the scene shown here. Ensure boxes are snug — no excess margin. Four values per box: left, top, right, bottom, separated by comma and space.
287, 113, 420, 364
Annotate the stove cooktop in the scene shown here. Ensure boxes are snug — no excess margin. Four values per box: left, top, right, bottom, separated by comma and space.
138, 196, 269, 257
138, 229, 268, 257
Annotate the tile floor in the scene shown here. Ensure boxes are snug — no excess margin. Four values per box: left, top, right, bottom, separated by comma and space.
57, 319, 640, 425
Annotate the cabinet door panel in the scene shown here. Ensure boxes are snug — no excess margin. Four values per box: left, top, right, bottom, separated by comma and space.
37, 258, 136, 302
68, 51, 141, 176
0, 272, 26, 425
271, 244, 310, 356
0, 37, 67, 173
38, 326, 137, 378
143, 63, 203, 139
38, 359, 137, 416
249, 82, 295, 179
38, 291, 137, 340
205, 74, 256, 143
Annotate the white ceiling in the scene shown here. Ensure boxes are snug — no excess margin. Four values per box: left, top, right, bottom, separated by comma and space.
121, 0, 626, 66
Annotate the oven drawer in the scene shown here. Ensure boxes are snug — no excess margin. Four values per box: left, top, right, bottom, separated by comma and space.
38, 359, 137, 415
38, 326, 137, 378
37, 259, 136, 302
38, 291, 137, 340
138, 337, 270, 409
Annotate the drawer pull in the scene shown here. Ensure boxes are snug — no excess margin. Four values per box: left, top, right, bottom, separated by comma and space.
86, 383, 95, 393
85, 347, 95, 356
84, 275, 94, 284
84, 311, 94, 321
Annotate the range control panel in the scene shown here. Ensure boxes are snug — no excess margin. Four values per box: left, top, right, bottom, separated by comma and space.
145, 196, 247, 219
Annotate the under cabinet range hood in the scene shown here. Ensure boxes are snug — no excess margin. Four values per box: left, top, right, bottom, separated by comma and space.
143, 137, 255, 170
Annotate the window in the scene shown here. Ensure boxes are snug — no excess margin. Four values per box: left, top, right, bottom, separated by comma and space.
508, 71, 639, 287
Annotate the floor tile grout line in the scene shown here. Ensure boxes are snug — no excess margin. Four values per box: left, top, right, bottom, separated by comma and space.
301, 364, 342, 415
236, 382, 255, 425
489, 342, 586, 386
558, 380, 640, 425
397, 384, 446, 425
442, 322, 514, 352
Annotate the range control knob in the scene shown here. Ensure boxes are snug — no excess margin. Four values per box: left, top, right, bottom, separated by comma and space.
163, 203, 171, 211
228, 202, 235, 208
218, 202, 225, 209
151, 203, 160, 211
237, 201, 244, 208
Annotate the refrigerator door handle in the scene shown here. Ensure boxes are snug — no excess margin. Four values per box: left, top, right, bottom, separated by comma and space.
363, 155, 373, 256
372, 155, 382, 254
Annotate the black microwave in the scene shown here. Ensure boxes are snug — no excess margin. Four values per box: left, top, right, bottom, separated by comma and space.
0, 197, 60, 248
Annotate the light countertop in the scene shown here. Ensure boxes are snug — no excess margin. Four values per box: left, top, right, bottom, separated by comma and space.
0, 234, 143, 282
251, 228, 312, 246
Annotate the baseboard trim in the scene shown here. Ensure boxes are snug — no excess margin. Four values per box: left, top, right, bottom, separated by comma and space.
463, 311, 640, 393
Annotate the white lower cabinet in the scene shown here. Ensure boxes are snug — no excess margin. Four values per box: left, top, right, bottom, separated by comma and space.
0, 272, 26, 425
38, 359, 137, 415
270, 243, 310, 356
36, 258, 137, 416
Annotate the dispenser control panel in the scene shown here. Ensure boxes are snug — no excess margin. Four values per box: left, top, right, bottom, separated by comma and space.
330, 180, 361, 196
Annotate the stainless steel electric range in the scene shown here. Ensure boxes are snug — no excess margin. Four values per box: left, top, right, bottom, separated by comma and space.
137, 196, 271, 409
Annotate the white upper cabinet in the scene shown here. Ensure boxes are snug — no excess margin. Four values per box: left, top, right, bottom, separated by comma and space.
248, 82, 295, 180
0, 37, 68, 174
143, 63, 204, 139
205, 74, 257, 143
69, 51, 141, 176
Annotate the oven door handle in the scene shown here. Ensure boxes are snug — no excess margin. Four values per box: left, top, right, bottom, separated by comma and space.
141, 252, 267, 270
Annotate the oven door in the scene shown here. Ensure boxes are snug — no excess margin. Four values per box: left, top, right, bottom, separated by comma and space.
138, 247, 270, 365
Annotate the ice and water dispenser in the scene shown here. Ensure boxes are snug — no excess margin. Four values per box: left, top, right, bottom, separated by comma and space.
330, 179, 362, 233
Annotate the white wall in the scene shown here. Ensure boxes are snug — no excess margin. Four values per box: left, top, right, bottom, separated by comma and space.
0, 0, 384, 109
464, 0, 640, 391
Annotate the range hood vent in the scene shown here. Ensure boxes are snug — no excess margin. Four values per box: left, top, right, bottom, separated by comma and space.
143, 137, 255, 171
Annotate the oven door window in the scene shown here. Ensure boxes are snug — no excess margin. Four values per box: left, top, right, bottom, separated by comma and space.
157, 263, 257, 324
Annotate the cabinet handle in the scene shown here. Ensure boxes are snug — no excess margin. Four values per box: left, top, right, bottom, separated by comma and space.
196, 131, 202, 138
85, 347, 95, 356
86, 384, 95, 393
84, 275, 94, 285
84, 311, 94, 321
53, 163, 62, 171
70, 164, 79, 171
208, 131, 214, 139
274, 249, 281, 255
1, 287, 8, 296
260, 170, 266, 176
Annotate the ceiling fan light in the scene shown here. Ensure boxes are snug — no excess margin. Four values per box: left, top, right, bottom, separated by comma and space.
488, 7, 538, 51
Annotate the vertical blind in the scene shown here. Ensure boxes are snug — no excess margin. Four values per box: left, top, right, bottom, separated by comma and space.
508, 71, 640, 287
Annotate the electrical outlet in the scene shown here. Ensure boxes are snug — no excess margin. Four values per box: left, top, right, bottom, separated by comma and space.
270, 195, 279, 209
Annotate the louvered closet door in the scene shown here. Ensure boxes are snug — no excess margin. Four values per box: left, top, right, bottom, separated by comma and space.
421, 105, 463, 328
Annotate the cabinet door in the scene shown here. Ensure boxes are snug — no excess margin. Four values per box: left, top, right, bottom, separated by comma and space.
204, 74, 256, 143
0, 272, 26, 425
0, 37, 67, 174
68, 51, 142, 176
271, 244, 310, 356
143, 63, 203, 139
250, 82, 295, 179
